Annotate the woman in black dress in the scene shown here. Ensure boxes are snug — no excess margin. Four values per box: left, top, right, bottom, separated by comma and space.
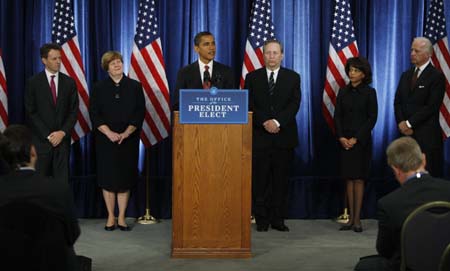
334, 57, 378, 232
90, 51, 145, 231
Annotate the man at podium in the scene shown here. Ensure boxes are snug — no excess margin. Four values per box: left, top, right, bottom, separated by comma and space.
244, 40, 301, 232
173, 31, 235, 110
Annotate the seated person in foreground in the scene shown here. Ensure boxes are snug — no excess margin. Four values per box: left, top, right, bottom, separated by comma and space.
0, 125, 84, 270
355, 136, 450, 271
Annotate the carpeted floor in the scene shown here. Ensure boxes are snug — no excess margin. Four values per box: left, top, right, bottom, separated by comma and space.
75, 219, 378, 271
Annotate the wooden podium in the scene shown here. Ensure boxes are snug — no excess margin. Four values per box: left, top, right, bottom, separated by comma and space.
171, 111, 252, 258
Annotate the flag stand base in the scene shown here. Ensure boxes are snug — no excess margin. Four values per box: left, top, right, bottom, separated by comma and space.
137, 208, 160, 225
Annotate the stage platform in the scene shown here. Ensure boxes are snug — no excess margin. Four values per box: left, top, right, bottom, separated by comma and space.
75, 218, 378, 271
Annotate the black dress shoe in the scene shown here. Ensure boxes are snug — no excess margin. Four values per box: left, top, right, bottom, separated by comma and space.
339, 224, 353, 231
256, 224, 269, 232
271, 224, 289, 232
118, 224, 131, 231
104, 224, 116, 231
353, 225, 363, 233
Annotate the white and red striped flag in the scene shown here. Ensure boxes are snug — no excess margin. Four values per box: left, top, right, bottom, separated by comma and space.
240, 0, 276, 88
424, 0, 450, 138
129, 0, 170, 147
0, 49, 8, 132
322, 0, 359, 132
51, 0, 91, 141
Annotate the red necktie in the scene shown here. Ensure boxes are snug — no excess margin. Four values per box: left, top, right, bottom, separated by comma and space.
203, 65, 211, 89
50, 75, 57, 105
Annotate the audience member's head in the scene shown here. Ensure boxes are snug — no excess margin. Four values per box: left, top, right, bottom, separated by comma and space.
386, 136, 426, 184
1, 125, 37, 170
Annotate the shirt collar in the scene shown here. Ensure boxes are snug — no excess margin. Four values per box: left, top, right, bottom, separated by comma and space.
416, 59, 431, 74
198, 60, 213, 72
18, 166, 36, 171
266, 67, 280, 76
404, 171, 429, 184
45, 69, 58, 78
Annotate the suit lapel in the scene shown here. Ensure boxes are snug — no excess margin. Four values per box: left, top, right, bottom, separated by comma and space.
192, 62, 203, 89
259, 68, 271, 96
56, 74, 64, 112
415, 64, 432, 86
211, 61, 218, 86
274, 68, 282, 91
411, 63, 432, 92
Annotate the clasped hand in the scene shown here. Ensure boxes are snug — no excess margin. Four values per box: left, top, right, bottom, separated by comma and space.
263, 119, 280, 134
398, 121, 413, 136
339, 137, 357, 150
106, 131, 130, 144
47, 131, 65, 147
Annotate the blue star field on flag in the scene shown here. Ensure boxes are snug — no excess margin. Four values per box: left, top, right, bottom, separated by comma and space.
248, 0, 276, 48
134, 0, 160, 50
52, 0, 77, 45
330, 0, 357, 51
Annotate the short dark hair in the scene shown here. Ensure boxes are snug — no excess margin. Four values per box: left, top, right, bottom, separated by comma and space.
2, 125, 33, 169
40, 43, 62, 59
345, 56, 372, 84
263, 39, 284, 54
194, 31, 214, 46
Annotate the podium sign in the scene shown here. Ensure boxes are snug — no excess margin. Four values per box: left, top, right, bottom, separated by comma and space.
179, 88, 248, 124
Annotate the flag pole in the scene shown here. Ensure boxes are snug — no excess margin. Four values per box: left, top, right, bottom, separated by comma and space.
137, 148, 159, 224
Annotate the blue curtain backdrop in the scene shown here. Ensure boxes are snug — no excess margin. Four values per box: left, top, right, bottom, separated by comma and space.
1, 0, 449, 218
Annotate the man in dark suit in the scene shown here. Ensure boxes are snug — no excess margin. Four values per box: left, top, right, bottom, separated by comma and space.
244, 40, 301, 232
24, 43, 79, 183
173, 31, 235, 110
394, 37, 445, 177
355, 137, 450, 271
0, 125, 84, 270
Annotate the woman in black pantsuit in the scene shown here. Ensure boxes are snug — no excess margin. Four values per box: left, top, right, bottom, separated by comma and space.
90, 51, 145, 231
334, 57, 378, 232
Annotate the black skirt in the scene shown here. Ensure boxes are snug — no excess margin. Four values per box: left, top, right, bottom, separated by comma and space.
95, 132, 140, 192
339, 139, 372, 180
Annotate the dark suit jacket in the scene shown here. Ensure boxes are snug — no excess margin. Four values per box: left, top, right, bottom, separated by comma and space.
24, 71, 79, 154
244, 67, 301, 149
394, 64, 445, 151
173, 60, 235, 110
376, 175, 450, 270
334, 83, 378, 146
0, 169, 80, 245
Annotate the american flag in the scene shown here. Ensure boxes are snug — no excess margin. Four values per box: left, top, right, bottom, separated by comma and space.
424, 0, 450, 138
240, 0, 276, 88
129, 0, 170, 147
0, 49, 7, 132
322, 0, 359, 132
52, 0, 91, 141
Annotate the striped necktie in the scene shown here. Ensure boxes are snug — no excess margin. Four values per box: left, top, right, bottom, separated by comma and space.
268, 71, 275, 95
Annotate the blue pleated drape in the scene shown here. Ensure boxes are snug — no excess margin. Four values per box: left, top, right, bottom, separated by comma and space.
0, 0, 449, 218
